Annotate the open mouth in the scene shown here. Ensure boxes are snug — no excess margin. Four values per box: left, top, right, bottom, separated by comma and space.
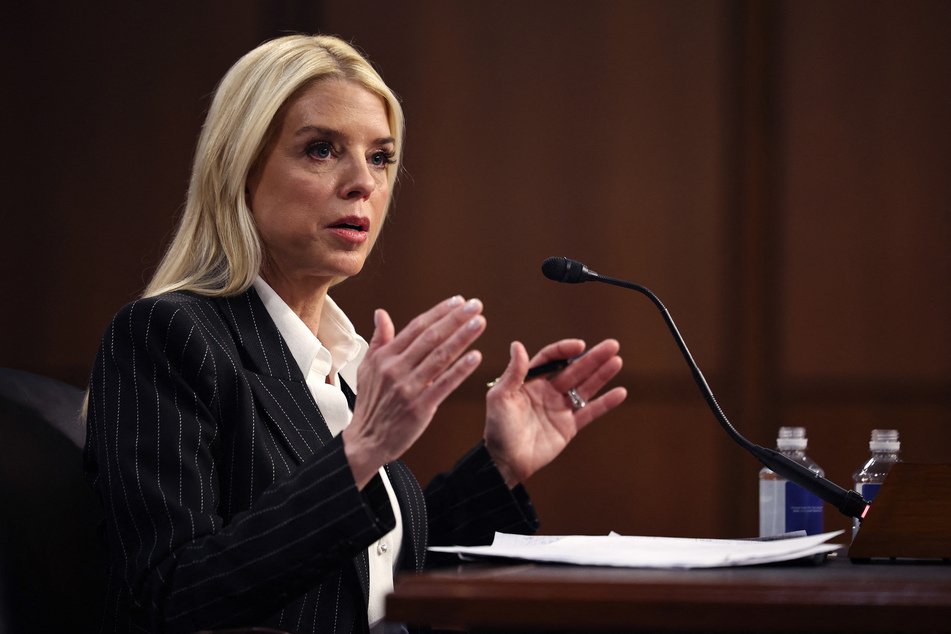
330, 217, 369, 232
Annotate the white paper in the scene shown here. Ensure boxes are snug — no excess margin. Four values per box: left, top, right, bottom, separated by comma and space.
429, 530, 843, 569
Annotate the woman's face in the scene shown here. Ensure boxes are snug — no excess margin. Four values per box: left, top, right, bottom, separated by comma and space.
247, 79, 394, 288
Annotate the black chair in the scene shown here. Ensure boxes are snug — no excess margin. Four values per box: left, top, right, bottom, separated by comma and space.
0, 368, 105, 633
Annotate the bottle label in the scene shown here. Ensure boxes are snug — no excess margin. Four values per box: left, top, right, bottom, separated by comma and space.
785, 482, 824, 535
860, 483, 883, 502
759, 480, 824, 537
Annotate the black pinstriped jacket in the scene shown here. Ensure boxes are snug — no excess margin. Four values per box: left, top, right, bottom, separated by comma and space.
83, 288, 538, 634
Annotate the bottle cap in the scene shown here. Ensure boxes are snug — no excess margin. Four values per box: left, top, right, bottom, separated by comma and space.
869, 428, 900, 452
776, 426, 808, 450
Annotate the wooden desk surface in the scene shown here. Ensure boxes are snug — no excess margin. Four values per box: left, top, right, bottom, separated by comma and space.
386, 556, 951, 632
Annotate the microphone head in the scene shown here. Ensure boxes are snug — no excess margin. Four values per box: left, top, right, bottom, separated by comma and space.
541, 257, 595, 284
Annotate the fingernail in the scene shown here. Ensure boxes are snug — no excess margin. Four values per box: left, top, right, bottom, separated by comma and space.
468, 315, 484, 331
373, 309, 380, 328
463, 298, 482, 313
447, 295, 464, 307
466, 350, 480, 364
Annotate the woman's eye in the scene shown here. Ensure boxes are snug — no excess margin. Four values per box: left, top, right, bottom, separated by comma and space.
306, 142, 333, 160
370, 150, 395, 167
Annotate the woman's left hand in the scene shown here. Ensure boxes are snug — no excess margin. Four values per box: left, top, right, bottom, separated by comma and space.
484, 338, 627, 488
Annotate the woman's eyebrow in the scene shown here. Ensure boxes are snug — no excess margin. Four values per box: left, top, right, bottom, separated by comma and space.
294, 125, 340, 139
294, 125, 395, 146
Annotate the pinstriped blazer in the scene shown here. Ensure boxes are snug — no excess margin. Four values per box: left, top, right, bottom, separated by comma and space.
83, 288, 538, 634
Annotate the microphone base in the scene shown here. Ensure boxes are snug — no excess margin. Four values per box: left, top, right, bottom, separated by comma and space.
849, 462, 951, 561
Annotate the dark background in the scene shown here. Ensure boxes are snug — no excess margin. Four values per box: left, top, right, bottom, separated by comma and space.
2, 0, 949, 541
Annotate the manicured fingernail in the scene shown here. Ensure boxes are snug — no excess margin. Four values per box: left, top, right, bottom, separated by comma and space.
373, 309, 380, 328
468, 315, 484, 331
465, 351, 480, 364
447, 295, 464, 307
463, 298, 482, 313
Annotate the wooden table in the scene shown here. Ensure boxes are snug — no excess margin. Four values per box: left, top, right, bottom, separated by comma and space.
386, 556, 951, 632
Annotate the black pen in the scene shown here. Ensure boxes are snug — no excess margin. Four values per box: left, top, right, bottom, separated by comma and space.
486, 352, 586, 387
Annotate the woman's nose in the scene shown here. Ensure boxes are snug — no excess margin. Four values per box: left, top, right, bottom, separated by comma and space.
339, 155, 376, 200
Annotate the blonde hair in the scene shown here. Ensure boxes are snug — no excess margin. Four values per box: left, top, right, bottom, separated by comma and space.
145, 34, 404, 298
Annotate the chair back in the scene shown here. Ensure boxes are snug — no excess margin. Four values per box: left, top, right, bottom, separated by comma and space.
0, 368, 105, 633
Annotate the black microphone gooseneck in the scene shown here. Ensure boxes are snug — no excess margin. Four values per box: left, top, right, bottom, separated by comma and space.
541, 256, 871, 521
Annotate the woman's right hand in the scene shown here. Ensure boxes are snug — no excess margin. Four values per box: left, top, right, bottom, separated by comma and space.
342, 296, 486, 488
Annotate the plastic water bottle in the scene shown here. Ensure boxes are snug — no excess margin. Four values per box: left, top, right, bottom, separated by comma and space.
852, 429, 901, 539
759, 427, 825, 537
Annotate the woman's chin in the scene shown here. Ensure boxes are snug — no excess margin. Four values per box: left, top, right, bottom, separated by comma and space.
322, 256, 367, 281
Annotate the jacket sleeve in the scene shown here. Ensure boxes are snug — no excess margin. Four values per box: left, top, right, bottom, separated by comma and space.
83, 296, 393, 632
424, 441, 540, 549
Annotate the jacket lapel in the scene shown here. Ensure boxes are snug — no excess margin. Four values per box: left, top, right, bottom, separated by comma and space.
384, 461, 428, 573
214, 289, 336, 455
215, 287, 296, 380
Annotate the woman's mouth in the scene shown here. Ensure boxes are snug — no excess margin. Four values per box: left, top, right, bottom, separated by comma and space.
328, 217, 370, 243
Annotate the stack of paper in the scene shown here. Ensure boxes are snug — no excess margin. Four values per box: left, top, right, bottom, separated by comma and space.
429, 530, 843, 569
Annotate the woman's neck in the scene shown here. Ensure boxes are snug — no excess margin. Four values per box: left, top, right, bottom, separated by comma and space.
260, 267, 332, 337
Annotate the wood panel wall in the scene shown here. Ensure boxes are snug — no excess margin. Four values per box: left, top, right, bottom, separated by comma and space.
2, 0, 948, 541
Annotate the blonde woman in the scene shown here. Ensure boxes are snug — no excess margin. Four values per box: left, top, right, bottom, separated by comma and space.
83, 34, 626, 634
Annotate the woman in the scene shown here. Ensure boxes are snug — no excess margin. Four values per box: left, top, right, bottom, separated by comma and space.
83, 34, 626, 634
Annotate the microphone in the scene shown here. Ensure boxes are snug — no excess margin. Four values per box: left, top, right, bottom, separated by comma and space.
542, 256, 871, 521
541, 257, 597, 284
